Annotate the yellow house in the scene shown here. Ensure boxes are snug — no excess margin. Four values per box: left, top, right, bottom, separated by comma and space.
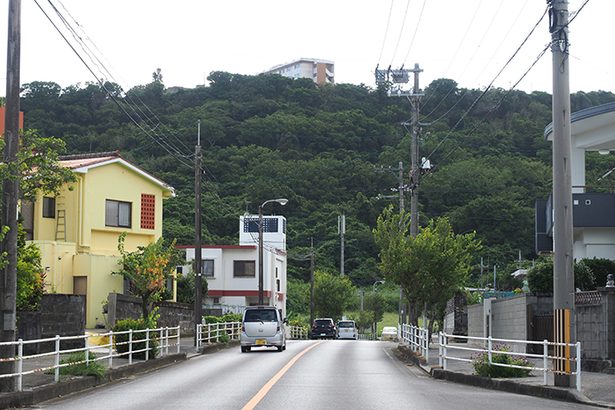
22, 151, 175, 328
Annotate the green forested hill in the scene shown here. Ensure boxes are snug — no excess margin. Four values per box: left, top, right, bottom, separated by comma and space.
19, 73, 615, 286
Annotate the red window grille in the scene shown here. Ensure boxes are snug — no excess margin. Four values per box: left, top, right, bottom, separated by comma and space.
140, 194, 155, 229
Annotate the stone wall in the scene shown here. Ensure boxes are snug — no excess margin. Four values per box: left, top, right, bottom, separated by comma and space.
576, 288, 615, 364
17, 294, 86, 353
107, 293, 194, 336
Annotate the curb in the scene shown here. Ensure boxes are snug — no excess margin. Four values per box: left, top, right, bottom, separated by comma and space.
198, 340, 240, 355
0, 353, 186, 409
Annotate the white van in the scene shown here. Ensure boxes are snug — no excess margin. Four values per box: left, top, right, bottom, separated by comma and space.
336, 320, 357, 340
240, 306, 286, 352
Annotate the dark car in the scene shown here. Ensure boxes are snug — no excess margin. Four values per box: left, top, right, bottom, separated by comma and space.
311, 318, 336, 339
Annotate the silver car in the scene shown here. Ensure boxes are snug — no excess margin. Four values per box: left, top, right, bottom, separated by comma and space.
337, 320, 357, 340
240, 306, 286, 352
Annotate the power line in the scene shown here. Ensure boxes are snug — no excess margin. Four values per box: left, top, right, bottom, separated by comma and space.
377, 0, 395, 65
401, 0, 427, 64
389, 0, 412, 66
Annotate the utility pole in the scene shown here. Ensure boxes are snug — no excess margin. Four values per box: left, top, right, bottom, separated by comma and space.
338, 214, 345, 276
375, 63, 423, 325
549, 0, 575, 388
0, 0, 21, 392
309, 238, 315, 327
194, 121, 203, 345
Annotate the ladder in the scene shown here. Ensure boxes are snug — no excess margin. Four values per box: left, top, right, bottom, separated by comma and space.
55, 209, 66, 241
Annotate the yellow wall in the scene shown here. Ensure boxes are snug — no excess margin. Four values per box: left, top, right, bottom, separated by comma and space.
30, 160, 174, 328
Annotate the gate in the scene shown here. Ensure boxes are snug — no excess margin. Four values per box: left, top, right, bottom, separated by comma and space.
530, 313, 553, 353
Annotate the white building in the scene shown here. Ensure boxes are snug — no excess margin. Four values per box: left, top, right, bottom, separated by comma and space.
536, 102, 615, 260
180, 215, 287, 316
263, 58, 334, 85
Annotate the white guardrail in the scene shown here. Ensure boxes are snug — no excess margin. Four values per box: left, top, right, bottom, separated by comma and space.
438, 332, 581, 392
196, 322, 241, 348
399, 326, 582, 391
0, 326, 181, 392
400, 324, 429, 361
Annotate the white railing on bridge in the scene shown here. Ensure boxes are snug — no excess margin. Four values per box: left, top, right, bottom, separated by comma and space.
438, 332, 581, 392
196, 322, 241, 348
0, 326, 180, 392
288, 326, 308, 339
400, 324, 429, 361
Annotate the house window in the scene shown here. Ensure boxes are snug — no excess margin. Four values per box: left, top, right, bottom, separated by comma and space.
203, 259, 214, 277
105, 200, 131, 228
140, 194, 155, 230
277, 279, 281, 292
233, 260, 255, 278
43, 197, 55, 218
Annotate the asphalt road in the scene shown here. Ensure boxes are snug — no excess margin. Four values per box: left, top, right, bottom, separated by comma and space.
36, 340, 600, 410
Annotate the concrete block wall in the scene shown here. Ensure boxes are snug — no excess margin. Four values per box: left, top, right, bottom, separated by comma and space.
491, 295, 528, 339
467, 304, 483, 338
577, 304, 604, 359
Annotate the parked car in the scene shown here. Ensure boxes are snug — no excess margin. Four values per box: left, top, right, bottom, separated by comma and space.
311, 318, 336, 339
336, 320, 357, 340
240, 306, 286, 352
380, 326, 398, 341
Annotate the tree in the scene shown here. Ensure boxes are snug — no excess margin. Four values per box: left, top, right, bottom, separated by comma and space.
527, 257, 596, 293
313, 270, 355, 320
176, 270, 207, 305
114, 233, 180, 320
373, 207, 481, 324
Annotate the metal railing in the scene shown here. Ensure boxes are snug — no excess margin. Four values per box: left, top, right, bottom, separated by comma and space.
400, 324, 429, 361
288, 326, 308, 339
438, 332, 581, 392
0, 326, 180, 392
196, 322, 241, 348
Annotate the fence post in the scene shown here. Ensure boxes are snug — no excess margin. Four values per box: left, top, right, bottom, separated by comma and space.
54, 335, 60, 383
128, 329, 133, 365
576, 341, 582, 392
17, 339, 23, 392
424, 328, 429, 362
216, 323, 220, 343
443, 333, 448, 370
488, 336, 493, 365
196, 324, 201, 348
177, 326, 181, 354
438, 332, 443, 368
543, 339, 548, 386
165, 327, 169, 356
85, 338, 90, 367
145, 329, 150, 361
108, 331, 114, 368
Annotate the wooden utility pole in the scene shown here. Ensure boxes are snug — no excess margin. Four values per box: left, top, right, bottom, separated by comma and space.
338, 214, 345, 276
194, 121, 203, 345
1, 0, 21, 392
409, 64, 423, 238
549, 0, 575, 388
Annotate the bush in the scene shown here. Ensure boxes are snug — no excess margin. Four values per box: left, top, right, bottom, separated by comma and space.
527, 257, 596, 293
472, 345, 532, 378
581, 258, 615, 288
113, 318, 158, 360
58, 351, 106, 378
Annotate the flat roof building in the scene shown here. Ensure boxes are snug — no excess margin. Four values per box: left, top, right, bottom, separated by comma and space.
263, 58, 334, 85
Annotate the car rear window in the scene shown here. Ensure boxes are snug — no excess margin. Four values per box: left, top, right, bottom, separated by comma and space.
244, 309, 278, 322
314, 319, 333, 326
338, 322, 355, 328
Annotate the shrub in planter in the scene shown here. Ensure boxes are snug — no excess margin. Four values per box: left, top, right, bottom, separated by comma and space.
472, 345, 532, 378
113, 318, 158, 360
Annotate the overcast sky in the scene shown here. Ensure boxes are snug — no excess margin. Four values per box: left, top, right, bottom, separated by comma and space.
0, 0, 612, 97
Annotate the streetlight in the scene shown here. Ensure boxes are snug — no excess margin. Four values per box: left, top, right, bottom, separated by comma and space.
373, 280, 385, 292
259, 198, 288, 305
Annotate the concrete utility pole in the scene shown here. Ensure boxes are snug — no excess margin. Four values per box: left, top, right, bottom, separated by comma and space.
338, 214, 345, 276
375, 63, 423, 325
549, 0, 575, 388
309, 238, 315, 326
0, 0, 21, 392
194, 121, 203, 345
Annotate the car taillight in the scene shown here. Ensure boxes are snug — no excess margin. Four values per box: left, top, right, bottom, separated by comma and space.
277, 324, 281, 332
242, 323, 245, 332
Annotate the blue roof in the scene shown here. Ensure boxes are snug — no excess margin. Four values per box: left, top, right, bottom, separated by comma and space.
544, 101, 615, 139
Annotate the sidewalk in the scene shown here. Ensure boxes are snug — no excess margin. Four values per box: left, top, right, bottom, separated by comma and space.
402, 340, 615, 409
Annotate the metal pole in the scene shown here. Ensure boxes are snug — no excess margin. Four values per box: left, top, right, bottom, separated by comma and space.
339, 214, 345, 276
550, 0, 575, 388
258, 204, 264, 305
194, 121, 203, 345
0, 0, 21, 392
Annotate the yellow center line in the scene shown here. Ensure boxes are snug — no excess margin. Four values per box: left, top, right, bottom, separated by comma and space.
242, 341, 324, 410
